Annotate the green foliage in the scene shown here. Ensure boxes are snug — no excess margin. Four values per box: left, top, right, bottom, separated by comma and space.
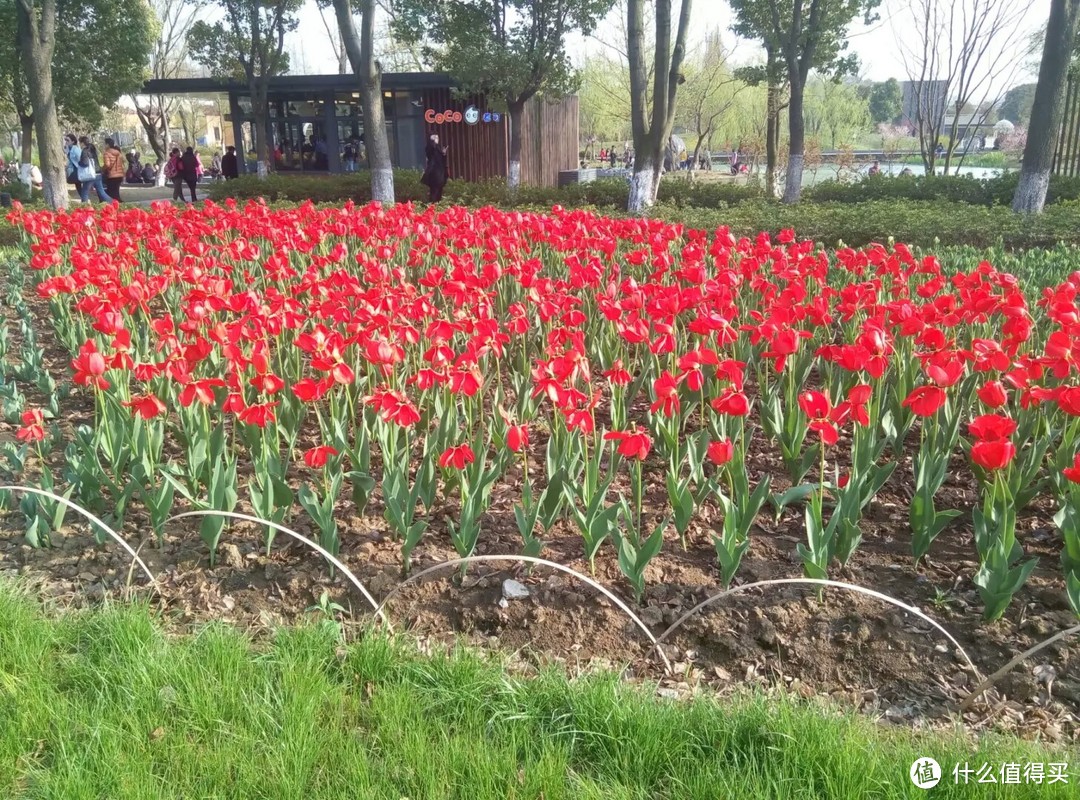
0, 585, 1075, 798
207, 171, 766, 209
804, 171, 1080, 207
391, 0, 614, 109
187, 0, 300, 83
0, 0, 155, 128
729, 0, 881, 84
866, 78, 902, 124
660, 199, 1080, 249
999, 82, 1037, 125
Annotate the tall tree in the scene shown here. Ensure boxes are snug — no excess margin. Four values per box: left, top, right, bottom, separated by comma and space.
187, 0, 301, 178
626, 0, 693, 211
330, 0, 394, 202
897, 0, 1029, 175
1012, 0, 1080, 214
998, 82, 1037, 126
394, 0, 615, 191
730, 0, 879, 204
12, 0, 65, 208
733, 55, 788, 198
867, 78, 902, 124
676, 32, 745, 175
3, 0, 153, 169
131, 0, 202, 176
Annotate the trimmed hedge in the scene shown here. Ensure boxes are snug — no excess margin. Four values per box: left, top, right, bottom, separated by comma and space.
804, 172, 1080, 207
656, 200, 1080, 250
206, 170, 764, 209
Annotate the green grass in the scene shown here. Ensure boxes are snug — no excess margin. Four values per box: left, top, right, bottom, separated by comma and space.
0, 582, 1075, 799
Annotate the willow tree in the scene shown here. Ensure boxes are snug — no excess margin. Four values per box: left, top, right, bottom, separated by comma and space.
626, 0, 693, 212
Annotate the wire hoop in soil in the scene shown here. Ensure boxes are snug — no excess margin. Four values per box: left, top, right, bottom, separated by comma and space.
167, 510, 391, 630
374, 555, 674, 675
656, 578, 982, 681
1, 485, 157, 587
960, 622, 1080, 713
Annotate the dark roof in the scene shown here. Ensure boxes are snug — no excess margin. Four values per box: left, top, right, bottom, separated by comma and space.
142, 72, 454, 95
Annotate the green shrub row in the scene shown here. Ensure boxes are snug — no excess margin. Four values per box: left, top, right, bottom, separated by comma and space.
804, 171, 1080, 207
206, 171, 765, 209
656, 199, 1080, 250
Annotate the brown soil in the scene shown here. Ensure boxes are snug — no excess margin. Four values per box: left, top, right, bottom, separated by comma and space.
1, 270, 1078, 745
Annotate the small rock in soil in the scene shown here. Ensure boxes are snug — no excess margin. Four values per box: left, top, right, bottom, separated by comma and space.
756, 619, 778, 648
220, 544, 244, 570
656, 687, 679, 700
497, 598, 509, 609
502, 579, 529, 600
77, 572, 97, 582
640, 606, 664, 628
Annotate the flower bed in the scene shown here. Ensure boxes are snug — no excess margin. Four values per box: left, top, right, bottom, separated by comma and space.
3, 198, 1080, 628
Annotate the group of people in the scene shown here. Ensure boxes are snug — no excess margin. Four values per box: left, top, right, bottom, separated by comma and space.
63, 134, 121, 204
63, 134, 240, 204
596, 145, 634, 170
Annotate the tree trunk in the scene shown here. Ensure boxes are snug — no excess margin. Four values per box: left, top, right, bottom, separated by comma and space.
16, 0, 66, 210
251, 80, 270, 179
629, 157, 655, 211
1013, 0, 1080, 213
19, 114, 33, 164
766, 84, 780, 198
782, 79, 805, 204
507, 100, 525, 191
335, 0, 394, 203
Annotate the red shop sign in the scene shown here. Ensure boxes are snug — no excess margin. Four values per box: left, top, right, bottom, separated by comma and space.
425, 109, 463, 124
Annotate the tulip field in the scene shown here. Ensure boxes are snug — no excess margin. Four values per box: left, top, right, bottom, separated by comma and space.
3, 198, 1080, 627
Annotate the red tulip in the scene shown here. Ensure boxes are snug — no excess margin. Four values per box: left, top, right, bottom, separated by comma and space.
650, 371, 681, 417
71, 340, 109, 390
124, 393, 167, 420
968, 414, 1017, 442
1063, 452, 1080, 484
902, 385, 947, 417
439, 443, 475, 470
798, 390, 838, 446
16, 408, 45, 443
304, 445, 339, 469
506, 424, 529, 453
604, 427, 652, 461
707, 439, 734, 465
971, 439, 1016, 472
179, 378, 226, 407
977, 380, 1008, 408
603, 359, 631, 387
711, 389, 750, 417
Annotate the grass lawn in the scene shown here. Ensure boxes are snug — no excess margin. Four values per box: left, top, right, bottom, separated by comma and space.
0, 582, 1074, 799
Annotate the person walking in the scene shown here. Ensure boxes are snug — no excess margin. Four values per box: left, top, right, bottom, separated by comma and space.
76, 136, 112, 204
609, 147, 617, 168
180, 146, 201, 202
63, 134, 82, 200
221, 145, 239, 180
420, 133, 448, 202
165, 147, 184, 200
101, 137, 125, 202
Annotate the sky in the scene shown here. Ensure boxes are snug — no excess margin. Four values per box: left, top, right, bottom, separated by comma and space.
286, 0, 1051, 93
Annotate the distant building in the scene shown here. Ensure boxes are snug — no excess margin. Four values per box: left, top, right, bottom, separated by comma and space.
900, 80, 948, 128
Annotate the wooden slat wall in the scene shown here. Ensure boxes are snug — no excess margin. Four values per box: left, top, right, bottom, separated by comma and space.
422, 88, 579, 187
519, 96, 580, 187
423, 87, 508, 183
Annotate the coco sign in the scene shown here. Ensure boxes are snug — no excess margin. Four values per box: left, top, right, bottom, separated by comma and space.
425, 106, 502, 125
